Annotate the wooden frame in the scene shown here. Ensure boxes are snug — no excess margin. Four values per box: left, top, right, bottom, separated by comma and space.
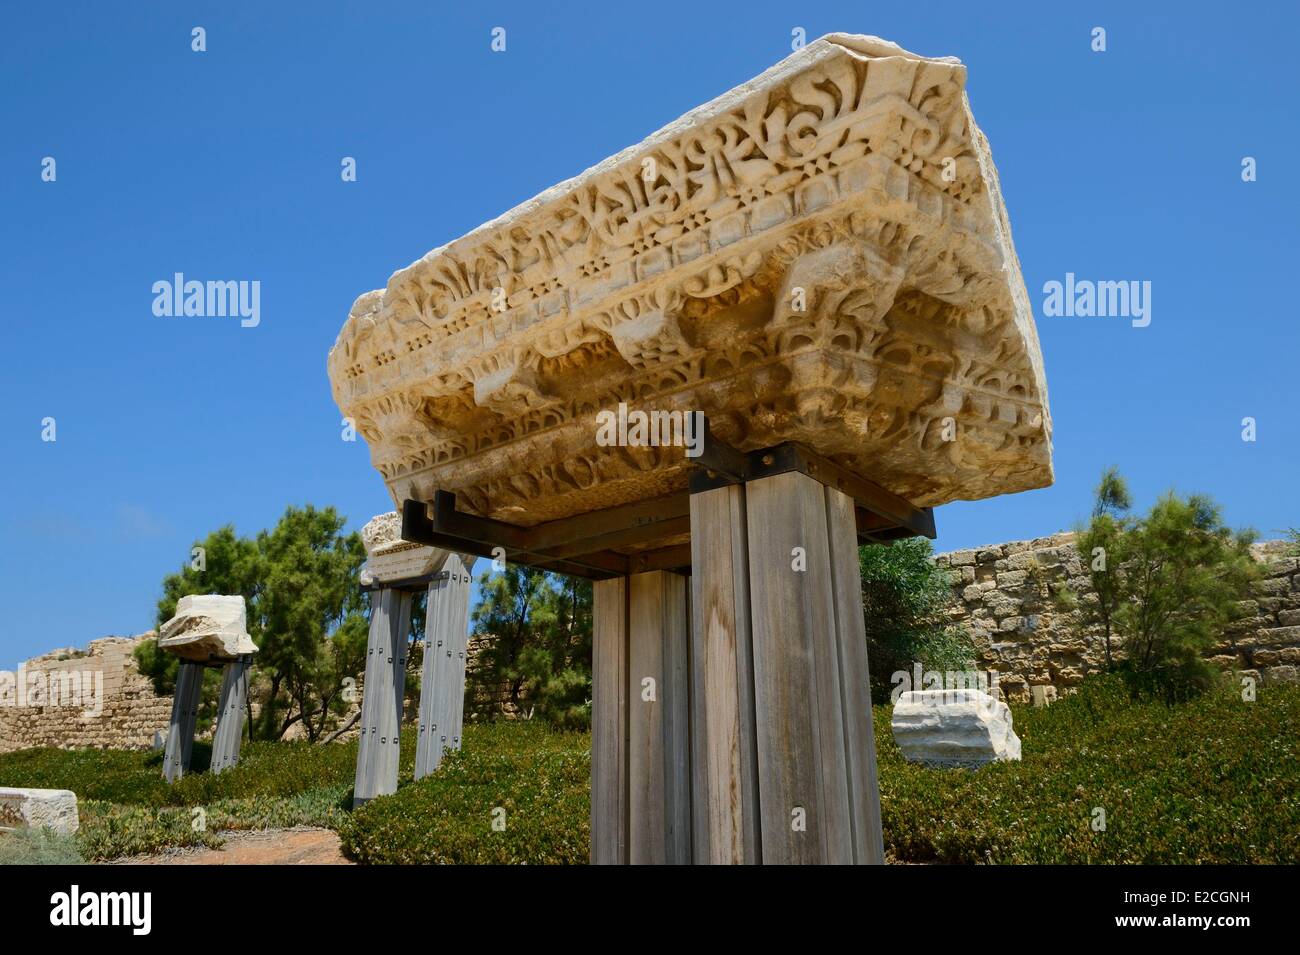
400, 422, 934, 580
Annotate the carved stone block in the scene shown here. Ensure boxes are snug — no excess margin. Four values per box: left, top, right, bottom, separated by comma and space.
359, 510, 450, 585
158, 595, 257, 663
328, 34, 1052, 523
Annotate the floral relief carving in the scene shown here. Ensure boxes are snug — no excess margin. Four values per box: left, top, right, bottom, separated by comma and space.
328, 34, 1052, 523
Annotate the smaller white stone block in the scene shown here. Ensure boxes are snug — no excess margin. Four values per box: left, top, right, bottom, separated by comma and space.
359, 511, 450, 585
1030, 685, 1057, 707
891, 689, 1022, 767
158, 594, 258, 662
0, 787, 79, 835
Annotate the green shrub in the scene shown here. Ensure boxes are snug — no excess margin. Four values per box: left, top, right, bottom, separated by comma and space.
339, 721, 589, 864
6, 679, 1296, 864
75, 800, 224, 859
0, 737, 362, 809
72, 787, 352, 861
0, 827, 84, 864
860, 537, 973, 698
877, 674, 1300, 863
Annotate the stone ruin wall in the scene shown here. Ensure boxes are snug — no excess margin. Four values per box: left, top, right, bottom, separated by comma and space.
934, 533, 1300, 702
3, 537, 1296, 752
0, 634, 173, 754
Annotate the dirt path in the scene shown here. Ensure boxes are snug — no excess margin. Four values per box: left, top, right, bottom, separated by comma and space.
113, 827, 354, 865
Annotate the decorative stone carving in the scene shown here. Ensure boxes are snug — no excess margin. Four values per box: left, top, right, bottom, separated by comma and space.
0, 787, 80, 835
360, 510, 450, 585
328, 33, 1052, 525
158, 595, 258, 663
891, 688, 1022, 766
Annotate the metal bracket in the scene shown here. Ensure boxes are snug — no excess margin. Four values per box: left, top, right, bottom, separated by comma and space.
402, 494, 692, 580
690, 420, 936, 540
359, 569, 452, 594
397, 417, 934, 577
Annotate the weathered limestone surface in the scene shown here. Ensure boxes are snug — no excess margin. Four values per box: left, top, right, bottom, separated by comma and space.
935, 534, 1300, 700
891, 688, 1021, 766
158, 595, 258, 663
0, 635, 173, 754
360, 510, 450, 585
0, 787, 80, 834
329, 33, 1052, 526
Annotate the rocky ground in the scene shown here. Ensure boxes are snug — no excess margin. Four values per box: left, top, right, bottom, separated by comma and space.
109, 827, 352, 865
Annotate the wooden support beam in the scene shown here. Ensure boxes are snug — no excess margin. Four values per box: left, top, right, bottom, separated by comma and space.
741, 471, 886, 863
745, 470, 854, 863
210, 656, 251, 775
403, 497, 629, 579
689, 484, 761, 864
163, 661, 203, 783
414, 554, 473, 780
591, 577, 629, 864
824, 487, 886, 864
353, 587, 412, 807
628, 571, 692, 864
592, 572, 693, 864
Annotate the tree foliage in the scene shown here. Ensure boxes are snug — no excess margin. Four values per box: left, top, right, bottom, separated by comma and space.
1070, 470, 1258, 700
858, 537, 973, 699
468, 567, 592, 728
138, 505, 369, 741
1074, 466, 1132, 669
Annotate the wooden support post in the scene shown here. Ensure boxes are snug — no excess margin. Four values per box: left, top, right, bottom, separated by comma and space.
688, 484, 761, 864
591, 572, 693, 864
823, 486, 886, 864
746, 470, 852, 863
210, 655, 251, 775
163, 661, 203, 783
414, 555, 474, 780
687, 472, 885, 864
591, 577, 628, 864
353, 587, 412, 807
628, 571, 691, 864
745, 470, 883, 863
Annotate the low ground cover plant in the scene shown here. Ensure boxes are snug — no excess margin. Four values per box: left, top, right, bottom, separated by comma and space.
2, 675, 1295, 863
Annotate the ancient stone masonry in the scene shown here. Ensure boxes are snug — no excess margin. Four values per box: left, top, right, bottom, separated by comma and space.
0, 635, 172, 755
328, 33, 1052, 528
331, 34, 1052, 866
934, 533, 1300, 700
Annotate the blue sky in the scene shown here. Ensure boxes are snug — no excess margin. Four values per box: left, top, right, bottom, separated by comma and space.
2, 1, 1296, 668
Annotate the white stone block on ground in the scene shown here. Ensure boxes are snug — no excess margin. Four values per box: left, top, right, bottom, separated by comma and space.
0, 787, 80, 835
891, 689, 1022, 767
158, 594, 258, 662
